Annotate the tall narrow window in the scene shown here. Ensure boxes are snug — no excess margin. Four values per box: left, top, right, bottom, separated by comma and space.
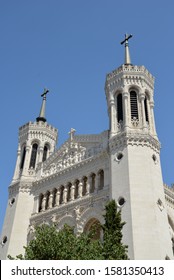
130, 91, 139, 120
20, 146, 26, 169
42, 145, 48, 162
144, 96, 149, 122
29, 143, 38, 169
117, 94, 123, 122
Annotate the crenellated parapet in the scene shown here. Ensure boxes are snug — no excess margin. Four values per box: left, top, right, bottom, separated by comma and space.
105, 65, 154, 93
19, 121, 58, 144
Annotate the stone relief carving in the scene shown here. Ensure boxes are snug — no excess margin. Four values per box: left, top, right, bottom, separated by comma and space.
41, 140, 104, 177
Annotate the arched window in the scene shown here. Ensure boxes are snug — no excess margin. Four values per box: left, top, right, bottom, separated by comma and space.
90, 173, 96, 193
117, 93, 123, 122
42, 145, 49, 162
20, 146, 26, 169
84, 218, 101, 240
98, 170, 104, 190
130, 91, 139, 120
29, 143, 38, 169
144, 96, 149, 123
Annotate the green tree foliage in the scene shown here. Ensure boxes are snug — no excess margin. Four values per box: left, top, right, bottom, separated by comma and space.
8, 200, 128, 260
102, 200, 128, 259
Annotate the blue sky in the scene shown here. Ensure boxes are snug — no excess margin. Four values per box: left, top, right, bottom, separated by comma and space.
0, 0, 174, 233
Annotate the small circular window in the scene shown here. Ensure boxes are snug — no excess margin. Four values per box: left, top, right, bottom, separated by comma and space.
9, 198, 15, 206
2, 236, 7, 245
117, 197, 126, 207
152, 154, 157, 164
116, 152, 123, 162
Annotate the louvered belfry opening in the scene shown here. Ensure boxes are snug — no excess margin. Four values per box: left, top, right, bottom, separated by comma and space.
130, 91, 139, 120
117, 93, 123, 122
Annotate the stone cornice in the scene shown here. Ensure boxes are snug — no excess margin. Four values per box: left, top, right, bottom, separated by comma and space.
32, 150, 109, 191
109, 132, 160, 153
9, 181, 32, 195
19, 121, 58, 143
105, 65, 154, 95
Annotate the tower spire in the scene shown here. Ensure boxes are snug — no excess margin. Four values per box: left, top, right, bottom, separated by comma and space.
36, 88, 49, 122
120, 34, 133, 65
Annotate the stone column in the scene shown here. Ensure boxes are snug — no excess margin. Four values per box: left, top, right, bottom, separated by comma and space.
48, 191, 53, 209
123, 91, 129, 129
12, 145, 21, 181
78, 180, 83, 198
140, 92, 147, 130
95, 172, 99, 193
71, 184, 75, 201
86, 176, 90, 195
41, 194, 47, 211
56, 190, 60, 206
109, 96, 117, 137
63, 187, 68, 204
149, 100, 157, 136
33, 195, 39, 214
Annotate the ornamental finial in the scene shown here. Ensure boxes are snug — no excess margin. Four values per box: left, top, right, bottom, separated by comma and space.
120, 34, 133, 65
36, 88, 49, 122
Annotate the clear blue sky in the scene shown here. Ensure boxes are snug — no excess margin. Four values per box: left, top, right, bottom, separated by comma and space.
0, 0, 174, 233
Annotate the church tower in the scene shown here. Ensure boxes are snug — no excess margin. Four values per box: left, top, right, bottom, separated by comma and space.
106, 35, 173, 259
0, 90, 58, 259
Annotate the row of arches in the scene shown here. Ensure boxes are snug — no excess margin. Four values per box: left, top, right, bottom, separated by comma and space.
116, 90, 150, 125
38, 170, 104, 212
20, 143, 50, 170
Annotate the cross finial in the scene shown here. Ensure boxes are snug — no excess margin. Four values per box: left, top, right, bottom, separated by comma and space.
68, 128, 76, 141
36, 88, 50, 122
41, 88, 49, 98
120, 34, 133, 65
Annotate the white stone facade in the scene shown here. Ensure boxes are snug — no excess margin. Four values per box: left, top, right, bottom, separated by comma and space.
1, 61, 174, 260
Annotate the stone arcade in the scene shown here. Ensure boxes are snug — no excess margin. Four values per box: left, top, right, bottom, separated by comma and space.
1, 36, 174, 259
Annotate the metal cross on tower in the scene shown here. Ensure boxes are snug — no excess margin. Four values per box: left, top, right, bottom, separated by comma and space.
120, 34, 133, 65
36, 88, 50, 122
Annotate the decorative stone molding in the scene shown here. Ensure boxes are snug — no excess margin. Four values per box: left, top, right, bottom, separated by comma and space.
109, 132, 160, 153
164, 184, 174, 209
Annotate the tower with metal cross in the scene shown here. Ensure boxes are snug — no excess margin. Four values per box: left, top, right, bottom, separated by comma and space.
105, 34, 173, 259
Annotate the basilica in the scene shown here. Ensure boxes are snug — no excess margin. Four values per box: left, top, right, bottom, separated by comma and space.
1, 35, 174, 259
